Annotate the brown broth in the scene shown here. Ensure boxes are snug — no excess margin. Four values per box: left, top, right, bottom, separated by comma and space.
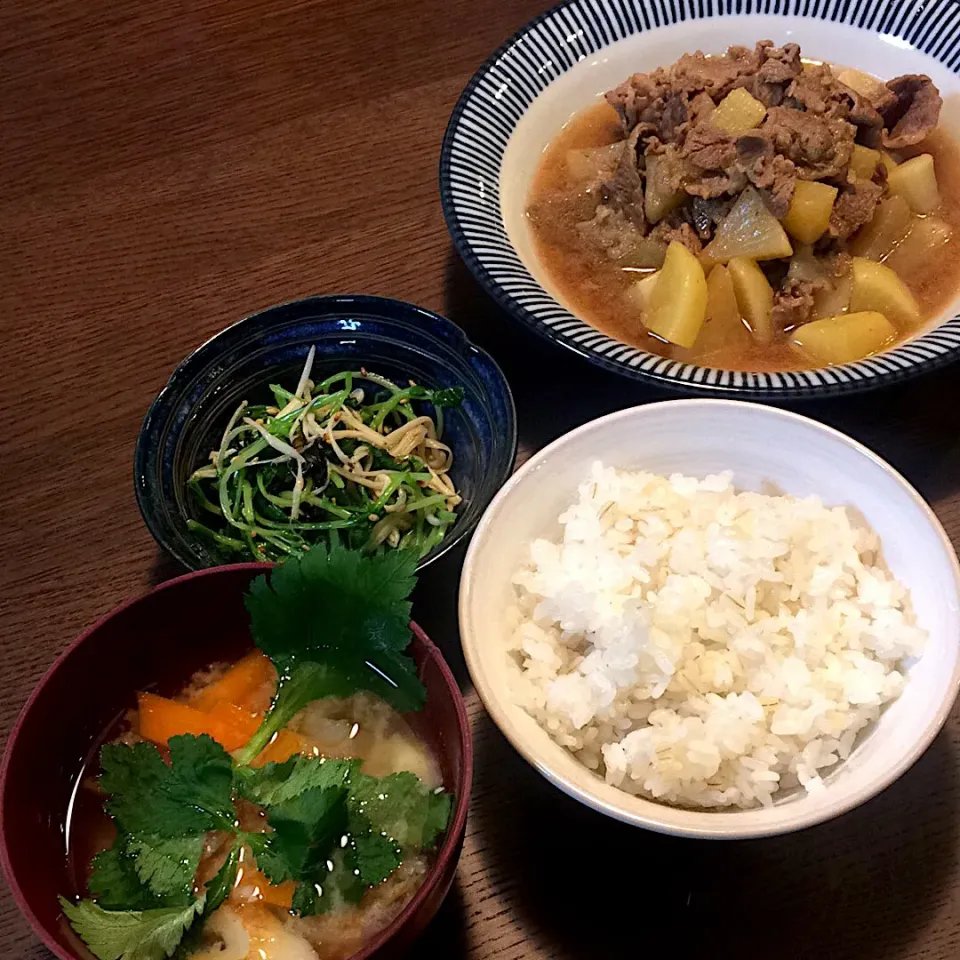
527, 101, 960, 371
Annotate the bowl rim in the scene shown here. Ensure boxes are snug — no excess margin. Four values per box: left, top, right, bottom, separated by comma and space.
438, 0, 960, 399
458, 398, 960, 838
0, 562, 473, 960
133, 293, 518, 572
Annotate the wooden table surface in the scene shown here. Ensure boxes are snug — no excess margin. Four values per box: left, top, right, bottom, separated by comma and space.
4, 0, 960, 957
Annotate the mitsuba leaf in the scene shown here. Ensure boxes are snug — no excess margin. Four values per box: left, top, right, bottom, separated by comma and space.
127, 835, 204, 903
245, 542, 415, 655
244, 834, 295, 886
291, 880, 322, 917
236, 543, 425, 768
243, 544, 422, 709
59, 894, 204, 960
235, 755, 359, 807
88, 846, 157, 912
100, 736, 235, 839
348, 772, 452, 849
200, 842, 241, 918
263, 785, 349, 880
352, 829, 402, 887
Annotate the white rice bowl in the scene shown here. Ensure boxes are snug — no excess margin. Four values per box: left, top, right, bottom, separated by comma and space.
507, 463, 927, 810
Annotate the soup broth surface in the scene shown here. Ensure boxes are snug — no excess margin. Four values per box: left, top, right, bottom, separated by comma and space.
65, 659, 442, 960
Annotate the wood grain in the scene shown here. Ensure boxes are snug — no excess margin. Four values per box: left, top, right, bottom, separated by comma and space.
3, 1, 960, 957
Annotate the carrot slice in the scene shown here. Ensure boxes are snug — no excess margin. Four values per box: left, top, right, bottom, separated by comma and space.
206, 701, 263, 744
190, 651, 276, 713
235, 861, 296, 909
138, 693, 260, 751
250, 729, 305, 768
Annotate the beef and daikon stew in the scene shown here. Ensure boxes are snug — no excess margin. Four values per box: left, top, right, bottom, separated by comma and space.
526, 41, 960, 371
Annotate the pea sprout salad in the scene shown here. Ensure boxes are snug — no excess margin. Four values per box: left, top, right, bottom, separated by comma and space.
187, 347, 465, 562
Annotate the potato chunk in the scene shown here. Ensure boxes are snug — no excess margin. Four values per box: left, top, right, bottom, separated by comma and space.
704, 187, 794, 263
848, 195, 912, 260
695, 265, 752, 356
792, 312, 897, 365
711, 88, 767, 135
849, 257, 920, 328
887, 154, 941, 214
849, 144, 881, 181
645, 242, 708, 348
728, 257, 774, 343
885, 216, 953, 276
781, 181, 838, 244
644, 155, 686, 224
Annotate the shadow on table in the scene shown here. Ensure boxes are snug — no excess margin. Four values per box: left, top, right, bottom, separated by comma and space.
415, 878, 470, 958
469, 709, 960, 960
412, 540, 471, 690
147, 550, 189, 588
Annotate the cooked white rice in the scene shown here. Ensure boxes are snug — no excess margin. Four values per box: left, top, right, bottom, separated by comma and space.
507, 463, 926, 809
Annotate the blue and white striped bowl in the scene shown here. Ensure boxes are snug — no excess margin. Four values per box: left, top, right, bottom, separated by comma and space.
440, 0, 960, 398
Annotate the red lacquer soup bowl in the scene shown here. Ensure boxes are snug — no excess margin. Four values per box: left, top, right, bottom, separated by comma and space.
0, 563, 472, 960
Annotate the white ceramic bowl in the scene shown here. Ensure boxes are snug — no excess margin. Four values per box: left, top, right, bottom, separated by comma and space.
459, 400, 960, 838
440, 1, 960, 396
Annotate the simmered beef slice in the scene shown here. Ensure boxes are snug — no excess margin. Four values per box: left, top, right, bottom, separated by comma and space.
676, 128, 796, 213
756, 42, 802, 83
784, 66, 885, 145
772, 278, 823, 329
731, 41, 803, 107
844, 96, 885, 147
650, 218, 702, 254
678, 127, 748, 199
761, 107, 855, 180
606, 40, 806, 141
659, 93, 690, 142
575, 204, 644, 260
680, 125, 736, 170
882, 74, 943, 148
606, 69, 672, 133
688, 92, 717, 124
829, 179, 884, 240
735, 134, 796, 216
670, 47, 757, 100
604, 127, 647, 230
684, 169, 748, 200
784, 65, 835, 114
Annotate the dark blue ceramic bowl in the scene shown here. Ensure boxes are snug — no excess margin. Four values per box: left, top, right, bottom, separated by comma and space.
134, 295, 517, 571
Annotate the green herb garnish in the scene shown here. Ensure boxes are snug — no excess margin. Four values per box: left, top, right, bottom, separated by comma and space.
62, 547, 452, 960
59, 896, 206, 960
235, 544, 422, 765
